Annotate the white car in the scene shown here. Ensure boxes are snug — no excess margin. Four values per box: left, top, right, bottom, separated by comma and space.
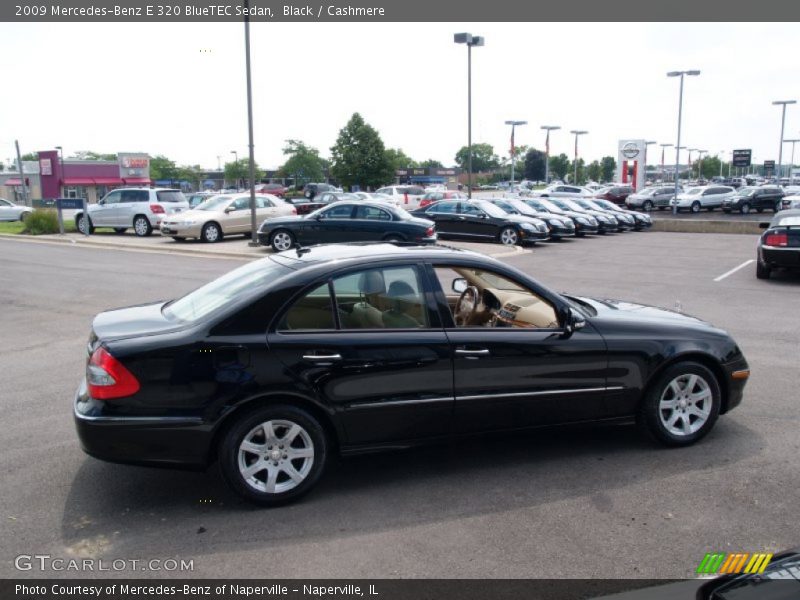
781, 195, 800, 210
534, 184, 595, 199
0, 197, 33, 222
352, 192, 400, 206
671, 185, 735, 213
374, 185, 426, 209
75, 188, 190, 236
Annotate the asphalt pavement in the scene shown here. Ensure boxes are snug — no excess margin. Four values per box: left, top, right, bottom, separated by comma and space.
1, 231, 798, 581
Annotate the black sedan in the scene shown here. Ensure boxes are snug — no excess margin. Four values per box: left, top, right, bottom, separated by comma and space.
410, 199, 549, 245
75, 243, 750, 505
522, 197, 599, 236
258, 201, 436, 251
486, 198, 576, 239
756, 209, 800, 279
592, 199, 653, 231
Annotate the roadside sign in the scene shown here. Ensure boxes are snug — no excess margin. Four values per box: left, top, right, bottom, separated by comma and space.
732, 149, 751, 167
55, 197, 90, 236
764, 160, 776, 175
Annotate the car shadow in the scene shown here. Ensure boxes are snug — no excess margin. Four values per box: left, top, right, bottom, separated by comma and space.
60, 417, 761, 559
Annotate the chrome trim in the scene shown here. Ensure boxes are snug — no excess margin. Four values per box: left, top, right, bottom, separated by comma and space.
74, 407, 203, 425
302, 353, 342, 361
456, 386, 624, 402
761, 245, 799, 251
347, 396, 454, 410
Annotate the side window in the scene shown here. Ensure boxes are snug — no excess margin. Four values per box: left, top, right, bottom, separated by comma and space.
232, 197, 250, 210
102, 191, 122, 205
428, 201, 456, 214
333, 266, 429, 330
354, 205, 391, 220
320, 204, 354, 219
120, 190, 149, 203
277, 283, 335, 331
460, 203, 482, 216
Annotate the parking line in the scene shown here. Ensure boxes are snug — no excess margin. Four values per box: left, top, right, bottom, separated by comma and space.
714, 260, 754, 282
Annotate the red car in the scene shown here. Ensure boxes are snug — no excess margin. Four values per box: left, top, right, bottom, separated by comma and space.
596, 185, 634, 205
419, 190, 466, 208
255, 183, 287, 197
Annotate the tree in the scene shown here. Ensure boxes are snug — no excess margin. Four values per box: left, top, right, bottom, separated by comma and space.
224, 158, 259, 188
330, 113, 394, 189
454, 143, 500, 173
600, 156, 617, 182
176, 164, 205, 190
278, 139, 325, 186
21, 152, 38, 162
587, 160, 602, 183
419, 159, 444, 168
548, 153, 570, 181
73, 151, 118, 161
149, 155, 177, 182
523, 148, 547, 181
384, 148, 418, 172
698, 156, 721, 179
571, 158, 587, 185
505, 144, 529, 179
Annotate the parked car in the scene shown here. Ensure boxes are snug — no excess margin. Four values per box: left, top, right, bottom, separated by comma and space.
535, 184, 595, 199
756, 209, 800, 279
186, 192, 217, 209
626, 186, 678, 211
160, 193, 295, 243
74, 242, 751, 505
314, 192, 362, 205
303, 183, 338, 200
75, 188, 190, 237
486, 198, 576, 239
595, 185, 634, 205
592, 199, 652, 230
0, 197, 33, 222
374, 185, 426, 209
521, 197, 599, 236
419, 190, 467, 208
671, 186, 736, 213
351, 192, 399, 206
572, 198, 634, 231
411, 199, 549, 246
546, 198, 619, 234
722, 186, 784, 214
729, 177, 749, 188
780, 195, 800, 211
258, 201, 436, 252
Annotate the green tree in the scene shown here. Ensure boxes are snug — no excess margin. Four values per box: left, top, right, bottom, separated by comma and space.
419, 159, 444, 168
330, 113, 394, 189
523, 148, 547, 181
21, 152, 38, 162
149, 155, 177, 182
384, 148, 418, 172
224, 158, 259, 188
176, 164, 205, 190
587, 160, 602, 183
600, 156, 617, 182
698, 156, 722, 179
548, 153, 570, 181
73, 151, 118, 161
454, 143, 500, 173
571, 158, 587, 185
506, 144, 529, 179
278, 139, 325, 186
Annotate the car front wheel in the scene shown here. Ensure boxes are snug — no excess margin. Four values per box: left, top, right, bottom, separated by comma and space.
643, 200, 653, 211
498, 226, 519, 246
201, 222, 223, 243
638, 362, 721, 447
76, 214, 95, 234
691, 201, 701, 213
133, 215, 153, 237
270, 230, 295, 252
740, 203, 751, 214
219, 404, 327, 506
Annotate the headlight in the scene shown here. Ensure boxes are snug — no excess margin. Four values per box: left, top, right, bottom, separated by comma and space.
548, 219, 562, 227
576, 217, 589, 225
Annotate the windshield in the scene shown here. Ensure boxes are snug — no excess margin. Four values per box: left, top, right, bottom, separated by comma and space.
538, 199, 565, 213
163, 259, 289, 323
196, 196, 232, 211
477, 202, 508, 218
737, 187, 757, 197
560, 199, 584, 211
685, 188, 703, 195
572, 199, 593, 209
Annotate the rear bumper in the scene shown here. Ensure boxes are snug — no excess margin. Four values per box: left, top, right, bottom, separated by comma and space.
760, 246, 800, 269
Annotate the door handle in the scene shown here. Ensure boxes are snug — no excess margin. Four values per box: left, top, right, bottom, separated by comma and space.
455, 348, 490, 356
302, 353, 342, 362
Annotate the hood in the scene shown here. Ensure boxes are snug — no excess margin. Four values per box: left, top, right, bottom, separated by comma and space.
261, 214, 304, 228
503, 214, 546, 227
163, 207, 220, 221
577, 296, 725, 333
92, 302, 185, 341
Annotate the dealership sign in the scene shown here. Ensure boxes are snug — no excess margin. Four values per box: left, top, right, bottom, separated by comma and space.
763, 160, 776, 174
732, 149, 752, 167
621, 142, 640, 159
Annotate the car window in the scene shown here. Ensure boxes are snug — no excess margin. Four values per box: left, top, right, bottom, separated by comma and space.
256, 196, 272, 208
277, 283, 336, 331
121, 189, 149, 203
320, 204, 354, 219
0, 199, 11, 207
354, 205, 391, 220
102, 191, 122, 205
231, 197, 250, 210
459, 203, 483, 216
376, 188, 390, 195
156, 190, 186, 203
428, 201, 457, 214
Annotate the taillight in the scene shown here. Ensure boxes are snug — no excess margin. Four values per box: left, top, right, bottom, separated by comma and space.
425, 227, 435, 237
87, 346, 140, 400
149, 204, 165, 214
291, 207, 297, 215
765, 232, 788, 247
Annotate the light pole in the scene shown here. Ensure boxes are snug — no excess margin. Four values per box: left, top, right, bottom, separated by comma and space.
504, 120, 526, 187
55, 145, 65, 197
242, 0, 259, 245
696, 150, 707, 180
668, 70, 700, 215
660, 143, 673, 181
454, 32, 485, 199
541, 125, 560, 184
674, 146, 687, 184
783, 138, 800, 184
772, 100, 796, 182
230, 150, 239, 188
569, 130, 588, 184
719, 151, 726, 178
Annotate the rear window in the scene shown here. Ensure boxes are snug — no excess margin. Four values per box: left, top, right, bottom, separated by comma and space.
156, 190, 187, 203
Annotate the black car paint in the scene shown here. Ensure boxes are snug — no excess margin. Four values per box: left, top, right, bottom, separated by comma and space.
756, 209, 800, 274
723, 187, 784, 213
75, 244, 748, 470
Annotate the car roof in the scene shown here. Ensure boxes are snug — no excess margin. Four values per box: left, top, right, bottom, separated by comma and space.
270, 242, 481, 267
771, 209, 800, 222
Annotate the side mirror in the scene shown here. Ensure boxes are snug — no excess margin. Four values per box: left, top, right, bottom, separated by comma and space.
225, 206, 236, 213
452, 278, 468, 294
98, 199, 105, 205
562, 308, 586, 336
759, 222, 770, 229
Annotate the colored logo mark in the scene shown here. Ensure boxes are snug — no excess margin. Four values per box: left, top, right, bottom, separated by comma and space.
696, 552, 773, 575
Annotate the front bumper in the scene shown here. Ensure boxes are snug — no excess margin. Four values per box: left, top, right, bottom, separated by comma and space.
518, 229, 549, 243
160, 222, 203, 237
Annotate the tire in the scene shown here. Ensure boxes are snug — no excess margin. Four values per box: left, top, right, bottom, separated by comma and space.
691, 201, 701, 213
218, 404, 327, 506
755, 207, 763, 213
132, 215, 153, 237
304, 189, 313, 199
657, 207, 665, 211
740, 203, 751, 215
498, 226, 519, 246
270, 229, 295, 252
113, 227, 127, 234
756, 260, 771, 280
171, 236, 186, 242
643, 200, 654, 211
201, 222, 223, 243
775, 201, 782, 213
20, 211, 31, 222
76, 214, 95, 234
637, 361, 721, 447
383, 234, 404, 243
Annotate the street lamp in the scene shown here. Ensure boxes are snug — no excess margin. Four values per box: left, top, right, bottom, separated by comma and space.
55, 145, 65, 197
230, 150, 239, 188
541, 125, 560, 184
504, 120, 527, 187
454, 32, 485, 199
660, 143, 673, 181
667, 70, 700, 214
569, 130, 588, 184
674, 146, 687, 183
783, 138, 800, 184
696, 149, 707, 180
772, 100, 796, 181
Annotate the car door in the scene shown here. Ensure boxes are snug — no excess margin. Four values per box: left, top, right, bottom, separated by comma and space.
92, 190, 122, 226
313, 203, 357, 243
266, 264, 453, 445
223, 196, 252, 233
0, 199, 15, 221
421, 201, 459, 235
352, 204, 394, 241
458, 203, 498, 238
428, 263, 610, 433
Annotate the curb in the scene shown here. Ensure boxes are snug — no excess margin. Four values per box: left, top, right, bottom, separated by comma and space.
650, 219, 762, 235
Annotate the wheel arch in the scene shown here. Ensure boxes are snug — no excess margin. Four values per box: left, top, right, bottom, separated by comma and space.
640, 351, 730, 414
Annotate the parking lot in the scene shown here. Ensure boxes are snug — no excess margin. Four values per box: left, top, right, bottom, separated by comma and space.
1, 230, 798, 580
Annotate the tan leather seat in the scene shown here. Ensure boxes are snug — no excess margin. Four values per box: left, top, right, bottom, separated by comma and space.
351, 271, 386, 328
382, 281, 423, 328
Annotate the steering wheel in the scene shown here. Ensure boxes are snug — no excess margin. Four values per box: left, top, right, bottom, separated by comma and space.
454, 286, 481, 326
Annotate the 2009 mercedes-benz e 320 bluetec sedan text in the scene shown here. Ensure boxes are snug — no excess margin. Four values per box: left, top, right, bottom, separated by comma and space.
75, 243, 750, 505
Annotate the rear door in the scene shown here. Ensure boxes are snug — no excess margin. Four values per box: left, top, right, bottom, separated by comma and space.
351, 204, 394, 241
421, 201, 460, 235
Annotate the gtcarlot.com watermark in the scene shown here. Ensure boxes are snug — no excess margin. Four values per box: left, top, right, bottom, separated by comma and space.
15, 554, 194, 572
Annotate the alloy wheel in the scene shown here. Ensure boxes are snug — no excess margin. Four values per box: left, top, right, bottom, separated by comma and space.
237, 420, 315, 494
658, 374, 712, 437
500, 227, 519, 245
272, 231, 293, 251
134, 217, 150, 236
203, 223, 220, 242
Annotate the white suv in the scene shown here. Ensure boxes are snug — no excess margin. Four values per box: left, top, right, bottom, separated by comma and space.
374, 185, 426, 208
76, 188, 190, 236
671, 186, 735, 213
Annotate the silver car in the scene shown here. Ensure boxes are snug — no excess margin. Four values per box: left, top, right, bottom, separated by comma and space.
76, 188, 190, 236
0, 197, 32, 222
626, 186, 679, 211
671, 186, 735, 213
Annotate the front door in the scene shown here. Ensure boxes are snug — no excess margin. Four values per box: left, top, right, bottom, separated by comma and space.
92, 190, 122, 226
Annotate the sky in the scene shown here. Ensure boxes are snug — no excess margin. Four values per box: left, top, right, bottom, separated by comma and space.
1, 22, 799, 171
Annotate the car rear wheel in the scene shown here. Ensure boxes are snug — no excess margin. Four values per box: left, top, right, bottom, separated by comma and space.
219, 404, 327, 506
740, 203, 751, 214
133, 215, 153, 237
20, 211, 31, 222
271, 230, 295, 252
383, 234, 404, 243
638, 361, 720, 447
201, 222, 223, 243
499, 227, 519, 246
76, 214, 95, 234
691, 201, 701, 213
113, 227, 127, 234
756, 260, 771, 279
171, 236, 186, 242
643, 200, 653, 211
